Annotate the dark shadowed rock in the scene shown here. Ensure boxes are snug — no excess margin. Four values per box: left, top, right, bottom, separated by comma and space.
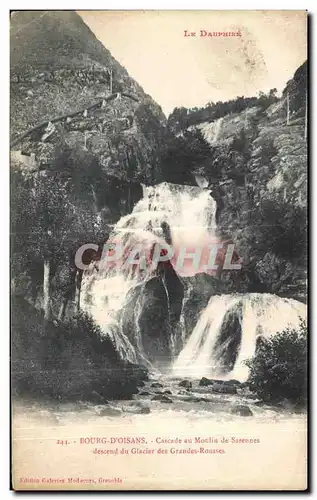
151, 382, 164, 388
163, 390, 172, 395
137, 406, 151, 414
230, 404, 253, 417
178, 380, 192, 389
230, 405, 253, 417
138, 391, 151, 396
199, 377, 214, 386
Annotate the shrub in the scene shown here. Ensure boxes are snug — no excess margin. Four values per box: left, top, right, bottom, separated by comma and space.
11, 297, 148, 402
245, 321, 307, 407
258, 199, 307, 260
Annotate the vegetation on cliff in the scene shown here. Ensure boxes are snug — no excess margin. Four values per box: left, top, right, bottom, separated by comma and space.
12, 297, 147, 401
167, 89, 279, 133
245, 321, 307, 407
163, 61, 307, 302
10, 10, 307, 403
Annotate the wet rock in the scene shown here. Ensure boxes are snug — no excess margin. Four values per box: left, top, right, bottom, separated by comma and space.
230, 405, 253, 417
163, 390, 172, 395
178, 380, 192, 389
122, 402, 151, 415
184, 396, 208, 403
126, 275, 176, 363
151, 382, 164, 388
151, 394, 173, 403
136, 406, 151, 414
212, 383, 237, 394
137, 380, 146, 387
97, 405, 122, 417
199, 377, 214, 386
138, 391, 150, 396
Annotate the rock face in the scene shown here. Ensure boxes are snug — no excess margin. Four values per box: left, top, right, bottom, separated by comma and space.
10, 11, 168, 185
10, 11, 170, 321
166, 61, 307, 304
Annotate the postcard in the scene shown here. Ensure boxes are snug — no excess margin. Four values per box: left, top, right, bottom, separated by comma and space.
10, 10, 308, 491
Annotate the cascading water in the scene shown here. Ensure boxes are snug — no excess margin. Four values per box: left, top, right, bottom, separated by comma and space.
80, 182, 218, 366
81, 180, 306, 381
172, 293, 307, 382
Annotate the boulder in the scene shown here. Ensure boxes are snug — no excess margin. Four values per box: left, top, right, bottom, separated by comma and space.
230, 404, 253, 417
178, 380, 192, 389
163, 390, 172, 395
151, 382, 164, 388
137, 406, 151, 414
138, 391, 151, 396
199, 377, 214, 386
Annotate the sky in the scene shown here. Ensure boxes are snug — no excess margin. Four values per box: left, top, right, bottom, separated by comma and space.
80, 10, 307, 116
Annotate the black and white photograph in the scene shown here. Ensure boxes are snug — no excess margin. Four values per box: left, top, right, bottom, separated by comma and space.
10, 10, 308, 491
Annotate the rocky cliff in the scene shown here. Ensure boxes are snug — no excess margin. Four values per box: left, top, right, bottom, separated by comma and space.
167, 61, 307, 303
10, 10, 167, 185
10, 10, 172, 327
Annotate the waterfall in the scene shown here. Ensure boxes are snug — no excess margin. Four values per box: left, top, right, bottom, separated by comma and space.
80, 180, 306, 380
80, 182, 217, 365
172, 293, 307, 382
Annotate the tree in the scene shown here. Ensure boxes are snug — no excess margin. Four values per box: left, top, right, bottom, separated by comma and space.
27, 172, 76, 320
160, 129, 211, 184
245, 321, 307, 406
